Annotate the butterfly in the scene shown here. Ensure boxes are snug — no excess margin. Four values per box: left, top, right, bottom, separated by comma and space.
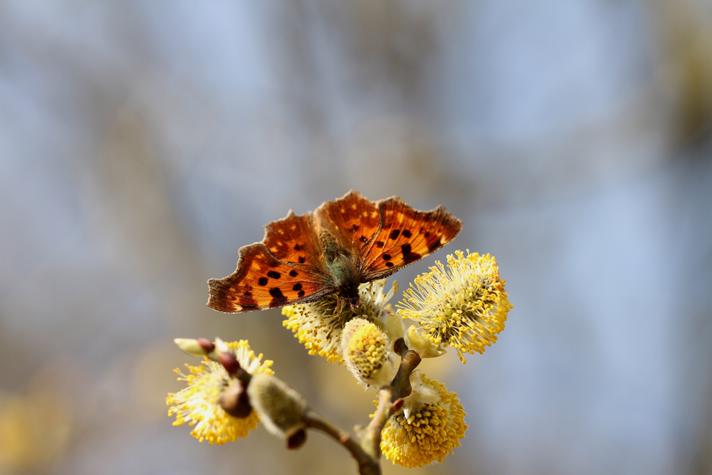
207, 191, 462, 313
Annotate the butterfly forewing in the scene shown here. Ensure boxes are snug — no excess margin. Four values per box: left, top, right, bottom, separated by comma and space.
315, 191, 381, 248
361, 198, 461, 280
263, 211, 322, 268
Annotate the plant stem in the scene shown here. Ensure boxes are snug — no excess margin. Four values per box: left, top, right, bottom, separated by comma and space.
304, 413, 381, 475
362, 347, 421, 459
300, 339, 422, 475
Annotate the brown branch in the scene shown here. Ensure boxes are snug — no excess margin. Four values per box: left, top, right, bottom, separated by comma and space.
304, 412, 381, 475
390, 348, 422, 401
362, 343, 421, 459
299, 338, 422, 475
360, 389, 395, 460
181, 337, 420, 473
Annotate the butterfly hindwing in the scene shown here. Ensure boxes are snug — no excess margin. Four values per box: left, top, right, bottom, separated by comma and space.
361, 197, 461, 280
207, 243, 329, 312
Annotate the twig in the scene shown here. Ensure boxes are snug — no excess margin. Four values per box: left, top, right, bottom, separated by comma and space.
300, 338, 422, 475
304, 413, 381, 475
389, 348, 422, 401
362, 345, 421, 459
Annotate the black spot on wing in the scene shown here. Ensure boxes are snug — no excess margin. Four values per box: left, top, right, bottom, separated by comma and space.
269, 287, 287, 307
401, 243, 421, 264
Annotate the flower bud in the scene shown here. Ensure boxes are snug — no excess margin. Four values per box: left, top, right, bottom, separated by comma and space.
174, 338, 214, 357
341, 318, 398, 387
247, 374, 307, 440
286, 428, 308, 450
218, 351, 240, 376
218, 380, 252, 418
214, 337, 231, 355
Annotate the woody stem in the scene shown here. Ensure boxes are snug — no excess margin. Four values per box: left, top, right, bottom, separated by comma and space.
300, 339, 421, 475
304, 413, 381, 475
362, 341, 421, 459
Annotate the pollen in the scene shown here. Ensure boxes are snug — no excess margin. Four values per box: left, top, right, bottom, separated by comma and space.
166, 340, 273, 444
282, 280, 396, 363
341, 318, 397, 386
397, 250, 512, 362
380, 375, 467, 467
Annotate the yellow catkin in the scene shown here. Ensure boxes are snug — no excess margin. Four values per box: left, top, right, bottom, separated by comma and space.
341, 318, 397, 387
345, 321, 388, 379
398, 250, 512, 362
282, 280, 394, 363
380, 375, 467, 467
166, 340, 272, 444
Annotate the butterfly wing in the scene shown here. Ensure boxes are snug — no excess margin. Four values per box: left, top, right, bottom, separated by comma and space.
360, 197, 461, 280
208, 212, 331, 313
263, 211, 323, 266
315, 191, 381, 248
316, 191, 461, 281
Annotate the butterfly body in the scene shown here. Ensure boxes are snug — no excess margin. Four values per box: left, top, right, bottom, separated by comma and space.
321, 234, 362, 306
208, 191, 461, 313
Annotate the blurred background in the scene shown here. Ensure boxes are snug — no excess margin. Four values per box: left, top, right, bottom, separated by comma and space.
1, 1, 711, 474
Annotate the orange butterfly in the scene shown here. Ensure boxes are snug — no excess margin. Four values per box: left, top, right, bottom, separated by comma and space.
207, 191, 461, 313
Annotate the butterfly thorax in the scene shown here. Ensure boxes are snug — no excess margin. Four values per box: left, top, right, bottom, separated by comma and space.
320, 230, 361, 305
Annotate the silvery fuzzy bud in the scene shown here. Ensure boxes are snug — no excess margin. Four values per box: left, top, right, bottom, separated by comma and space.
247, 374, 307, 442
